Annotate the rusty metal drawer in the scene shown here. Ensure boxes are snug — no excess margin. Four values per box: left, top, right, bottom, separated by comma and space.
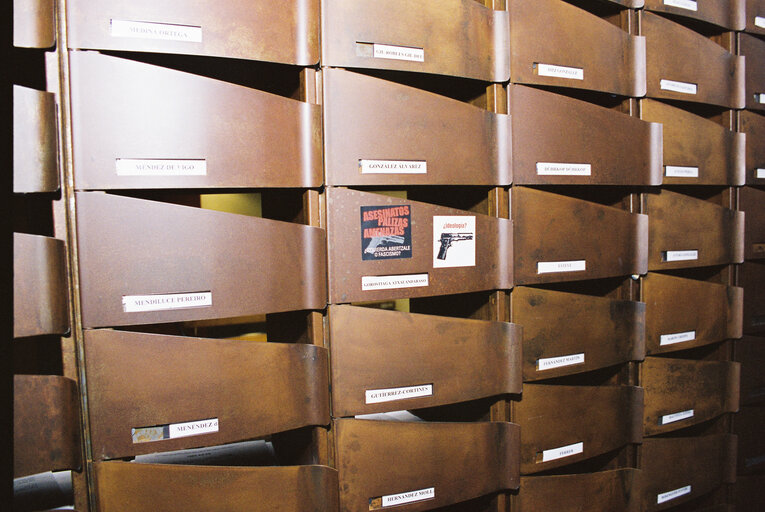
13, 85, 59, 194
741, 110, 765, 185
740, 186, 765, 260
741, 33, 765, 112
644, 0, 745, 31
741, 261, 765, 335
734, 336, 765, 405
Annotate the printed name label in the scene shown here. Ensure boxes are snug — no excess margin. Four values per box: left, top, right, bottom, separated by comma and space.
365, 384, 433, 404
542, 442, 584, 463
657, 485, 691, 504
536, 163, 592, 176
116, 159, 207, 176
360, 160, 427, 174
538, 353, 585, 371
661, 409, 694, 425
537, 63, 584, 80
660, 79, 698, 95
660, 330, 696, 346
362, 274, 429, 291
537, 260, 586, 274
756, 16, 765, 28
663, 0, 697, 11
378, 487, 435, 508
110, 19, 202, 42
122, 292, 212, 313
373, 43, 424, 62
664, 250, 698, 262
757, 93, 765, 104
665, 166, 699, 178
757, 169, 765, 179
169, 418, 219, 439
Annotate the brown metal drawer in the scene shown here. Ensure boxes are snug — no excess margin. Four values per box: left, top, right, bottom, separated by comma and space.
741, 33, 765, 112
13, 85, 59, 194
644, 0, 745, 31
741, 261, 765, 334
511, 286, 645, 381
734, 336, 765, 405
641, 357, 740, 436
75, 192, 327, 328
741, 110, 765, 185
328, 305, 521, 417
68, 51, 322, 190
643, 273, 743, 355
334, 418, 519, 511
733, 405, 765, 474
14, 0, 55, 48
740, 186, 765, 260
745, 0, 765, 35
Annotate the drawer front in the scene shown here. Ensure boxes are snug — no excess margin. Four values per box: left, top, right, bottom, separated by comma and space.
734, 336, 765, 405
13, 85, 59, 193
644, 0, 745, 30
741, 110, 765, 186
740, 186, 765, 260
741, 33, 765, 112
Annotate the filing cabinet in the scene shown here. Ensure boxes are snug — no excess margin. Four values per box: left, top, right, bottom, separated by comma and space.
741, 110, 765, 185
739, 33, 765, 112
643, 0, 746, 31
13, 85, 59, 193
733, 336, 765, 405
745, 0, 765, 34
740, 186, 765, 260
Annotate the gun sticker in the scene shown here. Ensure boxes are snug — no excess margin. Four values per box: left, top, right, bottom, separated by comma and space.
360, 205, 413, 261
433, 216, 475, 268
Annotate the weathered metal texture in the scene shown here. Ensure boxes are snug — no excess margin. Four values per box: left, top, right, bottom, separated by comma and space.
334, 419, 520, 511
14, 375, 81, 478
740, 186, 765, 260
511, 286, 645, 382
643, 12, 745, 109
735, 474, 765, 511
740, 33, 765, 112
75, 192, 327, 328
326, 187, 512, 304
642, 272, 743, 356
640, 99, 745, 186
14, 233, 70, 338
68, 52, 322, 190
741, 261, 765, 335
745, 0, 765, 35
641, 356, 740, 436
323, 68, 511, 186
14, 85, 59, 194
734, 405, 765, 474
645, 189, 745, 271
512, 187, 648, 285
741, 110, 765, 186
512, 469, 642, 512
644, 0, 746, 31
84, 329, 329, 460
95, 462, 339, 512
513, 384, 643, 475
66, 0, 318, 65
640, 434, 737, 511
13, 0, 55, 48
734, 336, 765, 405
510, 85, 662, 186
328, 305, 521, 417
508, 0, 646, 97
321, 0, 509, 82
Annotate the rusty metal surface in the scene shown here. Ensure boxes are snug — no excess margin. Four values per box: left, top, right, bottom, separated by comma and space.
734, 336, 765, 405
13, 85, 59, 194
334, 419, 519, 511
508, 0, 646, 97
740, 186, 765, 260
745, 0, 765, 35
514, 384, 643, 475
512, 187, 648, 285
321, 0, 509, 82
645, 189, 745, 271
741, 261, 765, 335
14, 375, 81, 478
326, 187, 512, 304
68, 51, 322, 190
14, 233, 70, 338
644, 0, 746, 30
641, 434, 737, 511
641, 356, 740, 436
328, 304, 521, 417
323, 68, 511, 186
75, 192, 327, 328
66, 0, 319, 65
511, 286, 645, 381
511, 85, 662, 186
640, 98, 744, 186
741, 110, 765, 185
95, 462, 338, 511
740, 33, 765, 112
643, 12, 745, 108
643, 272, 743, 355
733, 405, 765, 474
13, 0, 55, 48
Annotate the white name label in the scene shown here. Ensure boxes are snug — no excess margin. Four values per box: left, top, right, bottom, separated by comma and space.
657, 485, 692, 504
664, 250, 698, 262
660, 330, 696, 346
537, 63, 584, 80
168, 418, 219, 439
757, 169, 765, 179
660, 79, 697, 95
538, 353, 585, 371
116, 158, 207, 176
373, 43, 424, 62
110, 19, 202, 43
662, 409, 694, 425
360, 160, 427, 174
536, 163, 592, 176
361, 274, 429, 291
381, 487, 435, 507
663, 0, 697, 11
365, 384, 433, 404
542, 442, 584, 463
665, 166, 699, 178
756, 16, 765, 28
757, 93, 765, 104
537, 260, 586, 274
122, 292, 213, 313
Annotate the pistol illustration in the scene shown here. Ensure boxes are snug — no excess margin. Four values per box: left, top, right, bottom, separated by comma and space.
437, 232, 473, 260
364, 235, 406, 254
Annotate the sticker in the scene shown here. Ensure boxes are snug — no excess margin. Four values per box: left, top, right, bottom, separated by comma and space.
110, 19, 202, 42
360, 160, 427, 174
758, 169, 765, 179
370, 487, 435, 509
661, 409, 694, 425
536, 163, 591, 176
657, 485, 691, 504
664, 250, 698, 262
122, 292, 212, 313
537, 260, 586, 274
361, 274, 429, 291
537, 353, 585, 371
660, 330, 696, 346
663, 0, 697, 11
660, 79, 697, 95
116, 158, 207, 176
665, 166, 699, 178
536, 63, 583, 80
541, 442, 584, 463
365, 384, 433, 404
361, 205, 412, 261
757, 16, 765, 28
433, 216, 475, 268
372, 43, 424, 62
